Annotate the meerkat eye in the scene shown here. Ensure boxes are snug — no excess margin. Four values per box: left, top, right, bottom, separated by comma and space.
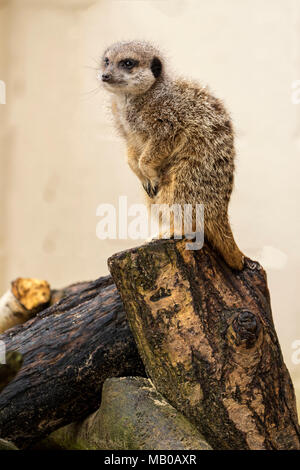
119, 59, 137, 70
104, 57, 109, 67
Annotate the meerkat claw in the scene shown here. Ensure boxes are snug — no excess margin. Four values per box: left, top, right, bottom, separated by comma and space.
151, 183, 159, 197
143, 180, 158, 198
142, 181, 151, 197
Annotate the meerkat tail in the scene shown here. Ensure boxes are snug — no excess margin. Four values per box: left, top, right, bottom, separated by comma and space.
205, 217, 244, 271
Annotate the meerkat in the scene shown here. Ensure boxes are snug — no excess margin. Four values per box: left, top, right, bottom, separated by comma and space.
99, 40, 245, 270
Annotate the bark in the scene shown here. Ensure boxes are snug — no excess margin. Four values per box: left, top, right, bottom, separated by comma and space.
108, 239, 300, 450
0, 275, 145, 448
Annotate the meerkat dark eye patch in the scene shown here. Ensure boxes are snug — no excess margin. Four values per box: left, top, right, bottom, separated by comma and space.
118, 59, 139, 70
104, 57, 109, 66
151, 56, 162, 78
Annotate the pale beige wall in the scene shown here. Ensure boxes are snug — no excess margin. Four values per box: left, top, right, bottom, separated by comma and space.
0, 0, 300, 409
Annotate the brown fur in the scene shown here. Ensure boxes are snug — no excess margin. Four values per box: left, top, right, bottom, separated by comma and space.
100, 40, 244, 270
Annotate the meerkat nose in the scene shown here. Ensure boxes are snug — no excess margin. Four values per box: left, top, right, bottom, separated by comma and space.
102, 73, 112, 82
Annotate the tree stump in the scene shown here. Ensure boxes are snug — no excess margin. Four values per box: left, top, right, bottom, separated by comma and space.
108, 239, 300, 450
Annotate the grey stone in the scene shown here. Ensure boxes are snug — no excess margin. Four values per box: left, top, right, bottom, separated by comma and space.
40, 376, 211, 450
92, 376, 211, 450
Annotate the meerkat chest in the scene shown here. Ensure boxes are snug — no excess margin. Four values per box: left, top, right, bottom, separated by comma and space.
114, 96, 147, 148
115, 98, 131, 136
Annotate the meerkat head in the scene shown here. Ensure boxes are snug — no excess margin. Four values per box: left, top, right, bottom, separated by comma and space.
99, 40, 164, 95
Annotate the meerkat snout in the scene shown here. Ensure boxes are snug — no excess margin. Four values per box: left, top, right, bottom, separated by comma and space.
99, 41, 163, 95
101, 73, 112, 82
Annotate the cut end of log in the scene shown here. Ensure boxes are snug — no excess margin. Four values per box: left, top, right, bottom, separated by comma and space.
11, 278, 51, 311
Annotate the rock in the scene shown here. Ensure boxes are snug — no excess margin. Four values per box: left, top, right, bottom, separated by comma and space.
39, 377, 211, 450
97, 377, 211, 450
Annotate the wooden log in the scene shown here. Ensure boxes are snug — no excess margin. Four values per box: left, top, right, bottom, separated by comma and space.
108, 239, 300, 450
0, 275, 145, 448
0, 276, 94, 335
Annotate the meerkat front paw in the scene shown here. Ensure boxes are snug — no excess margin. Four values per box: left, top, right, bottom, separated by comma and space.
142, 178, 159, 198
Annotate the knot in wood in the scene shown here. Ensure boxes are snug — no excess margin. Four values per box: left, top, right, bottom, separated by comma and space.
231, 310, 260, 349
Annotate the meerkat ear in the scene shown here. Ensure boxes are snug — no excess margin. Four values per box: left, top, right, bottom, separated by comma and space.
151, 56, 162, 78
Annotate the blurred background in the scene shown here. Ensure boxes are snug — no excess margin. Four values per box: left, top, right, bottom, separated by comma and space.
0, 0, 300, 410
